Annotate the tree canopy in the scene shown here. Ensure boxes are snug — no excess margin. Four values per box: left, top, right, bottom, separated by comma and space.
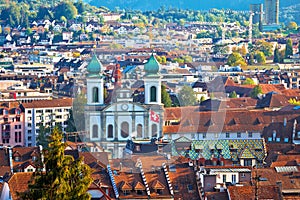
250, 85, 263, 98
285, 38, 293, 58
177, 85, 197, 106
161, 85, 172, 107
227, 52, 247, 67
19, 126, 92, 200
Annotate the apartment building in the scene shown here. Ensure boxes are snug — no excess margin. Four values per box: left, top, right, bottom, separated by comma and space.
0, 101, 24, 147
20, 98, 72, 147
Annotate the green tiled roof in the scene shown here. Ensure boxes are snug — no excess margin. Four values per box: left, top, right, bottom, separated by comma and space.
87, 54, 102, 78
171, 139, 266, 162
144, 54, 159, 76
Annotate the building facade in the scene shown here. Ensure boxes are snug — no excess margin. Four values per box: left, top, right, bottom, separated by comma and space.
250, 4, 263, 24
0, 101, 24, 147
264, 0, 279, 24
21, 99, 72, 147
85, 54, 164, 158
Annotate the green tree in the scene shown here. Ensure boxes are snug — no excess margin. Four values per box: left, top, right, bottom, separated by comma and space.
229, 91, 237, 98
227, 52, 247, 66
73, 92, 86, 132
287, 21, 298, 30
273, 46, 280, 63
66, 109, 77, 133
37, 124, 50, 149
19, 126, 92, 200
161, 85, 172, 107
250, 85, 262, 98
255, 51, 266, 64
253, 40, 273, 57
177, 85, 197, 106
54, 2, 78, 20
243, 78, 255, 85
285, 38, 293, 58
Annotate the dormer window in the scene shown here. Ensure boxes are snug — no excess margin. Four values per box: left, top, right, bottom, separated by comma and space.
14, 155, 20, 162
32, 156, 37, 161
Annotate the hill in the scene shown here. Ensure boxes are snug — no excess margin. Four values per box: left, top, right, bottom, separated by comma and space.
86, 0, 299, 11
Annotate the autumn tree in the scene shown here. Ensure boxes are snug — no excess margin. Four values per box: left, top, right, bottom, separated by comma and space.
243, 78, 255, 85
161, 85, 172, 107
287, 21, 298, 30
19, 126, 92, 200
177, 85, 197, 106
250, 85, 263, 98
285, 38, 293, 58
227, 52, 247, 67
255, 51, 266, 64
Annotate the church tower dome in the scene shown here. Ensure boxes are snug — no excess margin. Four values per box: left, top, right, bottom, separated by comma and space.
144, 54, 160, 76
87, 53, 102, 77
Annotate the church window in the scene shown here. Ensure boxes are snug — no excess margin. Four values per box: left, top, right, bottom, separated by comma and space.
92, 125, 98, 138
137, 124, 143, 138
107, 124, 113, 138
150, 86, 157, 102
121, 122, 129, 138
151, 124, 157, 138
92, 87, 99, 103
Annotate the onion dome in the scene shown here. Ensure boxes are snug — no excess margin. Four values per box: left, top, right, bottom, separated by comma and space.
87, 54, 102, 78
144, 54, 160, 76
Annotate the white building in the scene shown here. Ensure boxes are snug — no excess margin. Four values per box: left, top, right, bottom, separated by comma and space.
21, 98, 72, 146
85, 54, 164, 158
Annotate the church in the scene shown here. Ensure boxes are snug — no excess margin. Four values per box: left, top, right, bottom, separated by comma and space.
85, 54, 164, 158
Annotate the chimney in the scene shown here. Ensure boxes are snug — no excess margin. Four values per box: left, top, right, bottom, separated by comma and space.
8, 147, 13, 174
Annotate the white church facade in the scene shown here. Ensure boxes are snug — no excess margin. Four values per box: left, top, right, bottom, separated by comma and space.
85, 54, 164, 158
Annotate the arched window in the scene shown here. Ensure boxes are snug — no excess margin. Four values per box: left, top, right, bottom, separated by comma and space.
92, 125, 98, 138
107, 124, 113, 138
150, 86, 157, 102
121, 122, 129, 138
92, 87, 99, 103
151, 124, 157, 138
137, 124, 143, 138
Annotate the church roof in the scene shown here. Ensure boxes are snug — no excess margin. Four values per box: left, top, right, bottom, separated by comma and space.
144, 54, 160, 76
87, 53, 102, 78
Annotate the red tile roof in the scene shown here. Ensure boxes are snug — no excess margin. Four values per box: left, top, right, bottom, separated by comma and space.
22, 98, 73, 108
8, 172, 33, 200
227, 185, 282, 200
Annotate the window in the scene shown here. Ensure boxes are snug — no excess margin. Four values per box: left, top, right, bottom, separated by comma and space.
15, 125, 18, 129
276, 138, 280, 142
15, 132, 18, 143
284, 138, 289, 143
268, 137, 272, 142
150, 86, 157, 102
19, 132, 21, 143
226, 132, 230, 138
28, 110, 31, 114
223, 175, 226, 183
93, 87, 99, 103
232, 175, 236, 184
237, 132, 241, 138
151, 124, 157, 137
137, 124, 143, 138
241, 173, 245, 178
203, 133, 206, 139
248, 132, 252, 138
244, 159, 252, 166
28, 123, 32, 127
107, 124, 113, 138
121, 122, 129, 138
92, 125, 98, 138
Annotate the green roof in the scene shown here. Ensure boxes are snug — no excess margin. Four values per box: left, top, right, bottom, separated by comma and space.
144, 54, 160, 76
87, 54, 102, 78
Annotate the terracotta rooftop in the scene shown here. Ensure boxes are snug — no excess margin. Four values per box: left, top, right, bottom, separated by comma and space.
8, 172, 33, 200
21, 98, 73, 108
227, 185, 282, 200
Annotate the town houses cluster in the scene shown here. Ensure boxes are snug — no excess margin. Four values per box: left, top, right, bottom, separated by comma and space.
0, 2, 300, 199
